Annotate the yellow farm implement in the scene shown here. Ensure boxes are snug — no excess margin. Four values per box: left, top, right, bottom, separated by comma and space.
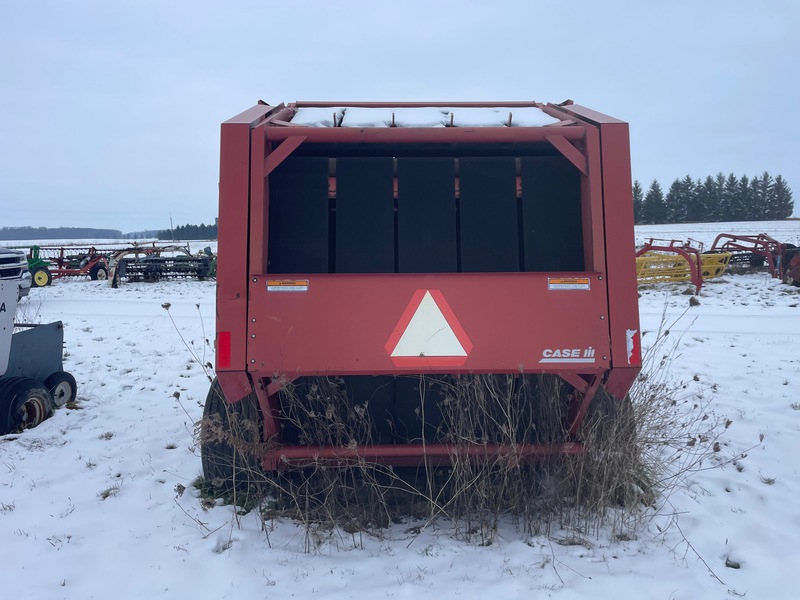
635, 239, 731, 292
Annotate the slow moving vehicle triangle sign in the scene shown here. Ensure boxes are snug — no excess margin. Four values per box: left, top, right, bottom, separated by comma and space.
385, 289, 473, 366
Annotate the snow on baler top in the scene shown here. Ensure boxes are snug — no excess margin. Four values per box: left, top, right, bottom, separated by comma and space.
209, 100, 641, 473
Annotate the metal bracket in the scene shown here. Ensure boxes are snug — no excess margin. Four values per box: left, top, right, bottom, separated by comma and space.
264, 136, 307, 175
546, 134, 588, 175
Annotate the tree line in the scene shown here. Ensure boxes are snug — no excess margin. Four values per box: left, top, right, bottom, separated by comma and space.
157, 223, 217, 240
633, 172, 793, 224
0, 226, 123, 241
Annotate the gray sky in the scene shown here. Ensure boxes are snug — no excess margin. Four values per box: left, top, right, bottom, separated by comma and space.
2, 0, 798, 232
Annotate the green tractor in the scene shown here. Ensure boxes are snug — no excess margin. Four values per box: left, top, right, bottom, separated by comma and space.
27, 246, 53, 287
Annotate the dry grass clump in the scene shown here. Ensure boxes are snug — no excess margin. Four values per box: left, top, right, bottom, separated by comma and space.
199, 317, 728, 546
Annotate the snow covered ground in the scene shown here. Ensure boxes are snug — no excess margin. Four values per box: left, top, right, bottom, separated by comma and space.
2, 222, 799, 599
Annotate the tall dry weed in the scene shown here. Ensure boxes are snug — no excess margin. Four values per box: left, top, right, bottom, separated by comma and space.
199, 309, 729, 546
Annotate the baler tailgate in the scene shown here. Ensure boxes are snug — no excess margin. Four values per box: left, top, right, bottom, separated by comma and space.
247, 272, 610, 375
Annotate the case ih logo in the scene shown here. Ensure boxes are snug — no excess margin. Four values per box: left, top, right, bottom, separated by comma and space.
539, 347, 596, 364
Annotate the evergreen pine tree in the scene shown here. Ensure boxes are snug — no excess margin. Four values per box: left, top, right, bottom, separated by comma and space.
681, 175, 696, 223
686, 177, 702, 222
689, 177, 713, 222
664, 178, 683, 223
750, 171, 774, 220
712, 172, 727, 221
737, 175, 755, 220
643, 180, 667, 224
632, 180, 645, 224
723, 173, 740, 221
769, 175, 794, 219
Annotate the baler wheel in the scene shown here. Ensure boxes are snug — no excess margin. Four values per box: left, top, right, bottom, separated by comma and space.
31, 268, 52, 287
45, 371, 77, 407
0, 378, 54, 434
201, 378, 265, 495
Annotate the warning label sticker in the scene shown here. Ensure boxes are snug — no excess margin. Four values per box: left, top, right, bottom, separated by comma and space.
548, 277, 591, 291
266, 279, 309, 292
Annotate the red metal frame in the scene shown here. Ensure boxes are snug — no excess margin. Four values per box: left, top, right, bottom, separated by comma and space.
29, 245, 109, 280
216, 100, 641, 470
560, 105, 640, 400
268, 442, 584, 469
710, 233, 782, 278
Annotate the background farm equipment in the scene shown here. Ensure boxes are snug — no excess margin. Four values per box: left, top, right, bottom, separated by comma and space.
0, 281, 77, 435
203, 100, 642, 489
782, 245, 800, 286
108, 243, 212, 286
635, 238, 731, 293
635, 232, 799, 291
709, 233, 798, 283
26, 245, 110, 287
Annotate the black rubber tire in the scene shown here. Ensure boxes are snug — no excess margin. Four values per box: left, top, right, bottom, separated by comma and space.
586, 386, 636, 437
31, 268, 52, 287
89, 263, 109, 281
0, 377, 25, 434
1, 378, 54, 434
45, 371, 78, 408
201, 378, 265, 493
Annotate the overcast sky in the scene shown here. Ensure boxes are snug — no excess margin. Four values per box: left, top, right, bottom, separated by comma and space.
2, 0, 798, 232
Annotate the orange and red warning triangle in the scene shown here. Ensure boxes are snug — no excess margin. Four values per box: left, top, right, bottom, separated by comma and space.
385, 289, 472, 366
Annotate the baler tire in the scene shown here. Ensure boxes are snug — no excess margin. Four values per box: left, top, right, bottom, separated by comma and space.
583, 386, 637, 445
3, 378, 54, 434
45, 371, 78, 408
31, 268, 52, 287
89, 264, 109, 281
201, 378, 265, 495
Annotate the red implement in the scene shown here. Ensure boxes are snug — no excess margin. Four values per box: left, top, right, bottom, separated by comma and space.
212, 101, 641, 471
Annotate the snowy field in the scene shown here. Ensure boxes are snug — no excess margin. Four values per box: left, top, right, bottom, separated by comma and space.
2, 222, 799, 599
635, 219, 800, 248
